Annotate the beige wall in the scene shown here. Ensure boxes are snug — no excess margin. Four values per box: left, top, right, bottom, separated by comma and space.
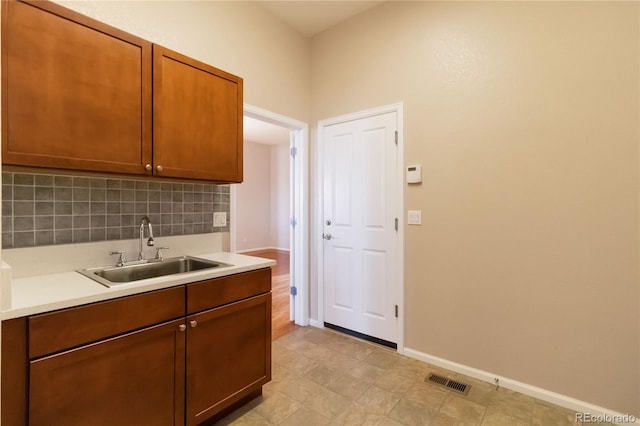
271, 143, 291, 251
54, 0, 310, 123
311, 1, 639, 416
236, 141, 272, 252
236, 141, 290, 252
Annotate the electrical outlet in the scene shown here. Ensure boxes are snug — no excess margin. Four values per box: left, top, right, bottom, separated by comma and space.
213, 212, 227, 227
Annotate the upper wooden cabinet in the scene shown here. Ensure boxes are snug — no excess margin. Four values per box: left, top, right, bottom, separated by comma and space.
1, 0, 153, 175
1, 0, 244, 183
154, 46, 243, 182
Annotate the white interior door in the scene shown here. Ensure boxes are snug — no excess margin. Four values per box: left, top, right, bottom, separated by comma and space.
322, 111, 398, 344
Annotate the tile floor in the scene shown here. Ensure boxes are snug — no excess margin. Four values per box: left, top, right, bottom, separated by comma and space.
215, 327, 612, 426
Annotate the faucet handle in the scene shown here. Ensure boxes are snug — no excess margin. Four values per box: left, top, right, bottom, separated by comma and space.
155, 246, 170, 261
109, 251, 127, 267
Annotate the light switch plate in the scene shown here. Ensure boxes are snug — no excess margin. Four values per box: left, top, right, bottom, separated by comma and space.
407, 210, 422, 225
213, 212, 227, 227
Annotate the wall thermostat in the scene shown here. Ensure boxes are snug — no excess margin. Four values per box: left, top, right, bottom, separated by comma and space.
406, 165, 422, 184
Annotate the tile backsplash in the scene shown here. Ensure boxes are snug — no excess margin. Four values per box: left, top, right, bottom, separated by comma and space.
2, 172, 230, 248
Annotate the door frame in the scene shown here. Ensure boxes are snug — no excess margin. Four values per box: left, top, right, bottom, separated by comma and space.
230, 104, 310, 326
315, 103, 405, 353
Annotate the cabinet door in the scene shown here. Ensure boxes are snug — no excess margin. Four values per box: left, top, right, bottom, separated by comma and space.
2, 0, 153, 175
29, 319, 186, 426
186, 293, 271, 425
1, 318, 28, 426
153, 45, 243, 182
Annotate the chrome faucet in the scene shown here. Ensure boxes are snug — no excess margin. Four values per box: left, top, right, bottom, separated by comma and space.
138, 216, 155, 260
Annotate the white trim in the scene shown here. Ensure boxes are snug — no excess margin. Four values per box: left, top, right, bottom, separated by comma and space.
244, 104, 307, 130
289, 130, 297, 322
234, 103, 309, 327
316, 102, 405, 353
396, 105, 405, 355
292, 125, 309, 326
309, 319, 324, 328
404, 347, 640, 426
315, 122, 324, 327
236, 247, 290, 254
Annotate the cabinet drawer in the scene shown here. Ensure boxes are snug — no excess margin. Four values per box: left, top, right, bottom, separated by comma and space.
187, 268, 271, 314
29, 286, 185, 359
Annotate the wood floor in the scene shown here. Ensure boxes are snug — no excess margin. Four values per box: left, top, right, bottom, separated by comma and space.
242, 249, 299, 340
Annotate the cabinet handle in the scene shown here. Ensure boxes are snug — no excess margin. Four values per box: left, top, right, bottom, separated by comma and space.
156, 165, 164, 172
190, 320, 198, 328
145, 163, 152, 171
179, 324, 186, 332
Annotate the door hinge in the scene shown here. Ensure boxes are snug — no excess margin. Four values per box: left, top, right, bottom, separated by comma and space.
290, 217, 297, 228
395, 218, 398, 231
394, 131, 398, 145
290, 147, 298, 158
290, 286, 297, 296
395, 305, 399, 318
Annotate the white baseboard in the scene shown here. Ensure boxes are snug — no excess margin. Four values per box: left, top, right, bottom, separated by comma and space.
272, 247, 290, 252
237, 246, 290, 254
309, 319, 323, 328
404, 347, 639, 426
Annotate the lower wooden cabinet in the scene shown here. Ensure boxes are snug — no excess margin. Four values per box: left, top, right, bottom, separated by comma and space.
30, 319, 186, 426
186, 293, 272, 425
1, 268, 272, 426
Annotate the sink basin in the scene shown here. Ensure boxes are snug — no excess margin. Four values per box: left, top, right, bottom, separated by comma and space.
78, 256, 232, 287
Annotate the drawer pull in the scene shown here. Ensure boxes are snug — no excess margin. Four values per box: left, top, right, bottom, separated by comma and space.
179, 324, 186, 332
190, 320, 198, 328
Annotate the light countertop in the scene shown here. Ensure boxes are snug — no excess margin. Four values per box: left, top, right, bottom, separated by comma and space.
2, 252, 275, 320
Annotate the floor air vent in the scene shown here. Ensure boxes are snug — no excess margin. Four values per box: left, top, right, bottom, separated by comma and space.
425, 373, 470, 395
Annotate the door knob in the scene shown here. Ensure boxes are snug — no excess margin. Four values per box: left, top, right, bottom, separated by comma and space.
179, 324, 186, 332
190, 320, 198, 328
326, 219, 332, 226
145, 164, 152, 171
156, 165, 164, 172
322, 233, 332, 240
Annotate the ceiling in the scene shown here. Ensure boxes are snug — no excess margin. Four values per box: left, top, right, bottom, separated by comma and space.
245, 1, 385, 145
244, 116, 290, 146
255, 1, 384, 38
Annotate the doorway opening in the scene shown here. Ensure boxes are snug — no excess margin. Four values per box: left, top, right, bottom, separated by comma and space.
231, 104, 309, 337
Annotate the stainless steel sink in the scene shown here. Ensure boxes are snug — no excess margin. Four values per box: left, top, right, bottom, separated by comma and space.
78, 256, 232, 287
